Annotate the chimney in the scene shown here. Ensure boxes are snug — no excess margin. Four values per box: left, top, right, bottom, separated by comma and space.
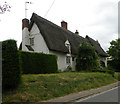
61, 21, 67, 30
75, 30, 79, 35
96, 40, 98, 43
22, 18, 29, 30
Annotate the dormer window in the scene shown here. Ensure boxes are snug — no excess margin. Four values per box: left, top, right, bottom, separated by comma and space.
66, 43, 70, 49
65, 40, 71, 53
30, 38, 34, 46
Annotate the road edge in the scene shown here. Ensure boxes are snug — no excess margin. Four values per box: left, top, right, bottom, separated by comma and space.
46, 81, 120, 102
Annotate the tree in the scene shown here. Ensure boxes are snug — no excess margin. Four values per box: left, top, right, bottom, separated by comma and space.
107, 39, 120, 72
76, 41, 99, 71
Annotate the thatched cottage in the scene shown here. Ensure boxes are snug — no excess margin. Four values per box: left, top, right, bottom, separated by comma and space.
20, 13, 108, 71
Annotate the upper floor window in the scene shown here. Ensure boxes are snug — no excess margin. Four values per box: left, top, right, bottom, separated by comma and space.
30, 38, 34, 46
65, 40, 71, 53
66, 43, 70, 49
66, 56, 71, 64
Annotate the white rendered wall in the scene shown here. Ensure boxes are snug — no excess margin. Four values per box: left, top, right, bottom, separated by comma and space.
100, 57, 107, 67
30, 23, 49, 54
71, 56, 76, 71
22, 27, 30, 51
23, 23, 76, 71
49, 51, 68, 71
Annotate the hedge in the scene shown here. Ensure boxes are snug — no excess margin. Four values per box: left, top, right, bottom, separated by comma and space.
92, 68, 115, 77
19, 51, 58, 74
2, 40, 21, 90
107, 60, 120, 72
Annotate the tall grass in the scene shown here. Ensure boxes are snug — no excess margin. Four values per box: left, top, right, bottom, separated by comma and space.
3, 72, 118, 102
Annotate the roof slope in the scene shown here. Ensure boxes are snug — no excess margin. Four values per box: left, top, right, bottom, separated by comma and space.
28, 13, 107, 57
29, 13, 84, 55
85, 35, 108, 57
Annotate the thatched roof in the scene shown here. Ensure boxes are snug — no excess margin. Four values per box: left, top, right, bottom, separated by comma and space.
85, 35, 108, 57
20, 13, 107, 57
29, 13, 85, 55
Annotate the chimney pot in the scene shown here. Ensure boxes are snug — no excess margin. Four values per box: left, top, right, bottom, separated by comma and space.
22, 18, 29, 30
75, 30, 79, 35
61, 21, 67, 30
96, 40, 98, 43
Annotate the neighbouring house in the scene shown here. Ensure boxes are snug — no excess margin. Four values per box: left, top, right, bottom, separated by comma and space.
19, 13, 108, 71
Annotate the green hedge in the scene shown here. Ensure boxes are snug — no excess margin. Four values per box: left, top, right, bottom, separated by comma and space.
107, 60, 120, 72
2, 40, 21, 90
20, 51, 58, 74
92, 68, 115, 77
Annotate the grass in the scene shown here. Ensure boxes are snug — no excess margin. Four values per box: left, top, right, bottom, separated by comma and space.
3, 72, 118, 103
114, 72, 120, 81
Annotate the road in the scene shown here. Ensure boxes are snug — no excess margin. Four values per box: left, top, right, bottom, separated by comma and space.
75, 87, 119, 102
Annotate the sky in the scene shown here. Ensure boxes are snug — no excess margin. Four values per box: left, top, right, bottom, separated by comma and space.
0, 0, 119, 51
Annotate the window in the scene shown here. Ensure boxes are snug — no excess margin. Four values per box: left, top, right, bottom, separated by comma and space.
66, 56, 71, 64
66, 43, 70, 49
30, 38, 34, 46
72, 57, 75, 61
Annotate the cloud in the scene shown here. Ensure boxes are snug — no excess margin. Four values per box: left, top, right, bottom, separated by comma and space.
81, 1, 118, 51
0, 0, 119, 50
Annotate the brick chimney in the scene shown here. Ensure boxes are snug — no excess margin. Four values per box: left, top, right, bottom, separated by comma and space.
22, 18, 30, 50
22, 18, 29, 30
61, 21, 67, 30
75, 30, 79, 35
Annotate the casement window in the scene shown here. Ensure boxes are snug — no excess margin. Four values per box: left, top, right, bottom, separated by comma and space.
65, 40, 71, 53
72, 57, 75, 61
66, 43, 70, 49
66, 56, 71, 64
30, 38, 34, 46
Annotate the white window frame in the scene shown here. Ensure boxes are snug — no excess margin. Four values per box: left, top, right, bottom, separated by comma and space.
30, 37, 34, 46
66, 56, 71, 64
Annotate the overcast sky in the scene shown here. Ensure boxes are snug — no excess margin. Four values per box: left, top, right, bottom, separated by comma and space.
0, 0, 119, 51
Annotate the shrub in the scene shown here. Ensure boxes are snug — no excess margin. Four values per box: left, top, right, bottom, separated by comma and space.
66, 65, 72, 72
2, 40, 21, 90
20, 51, 58, 74
118, 73, 120, 81
107, 39, 120, 72
76, 41, 99, 71
92, 67, 115, 77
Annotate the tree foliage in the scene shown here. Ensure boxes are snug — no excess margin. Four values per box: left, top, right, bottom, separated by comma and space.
107, 39, 120, 72
76, 41, 99, 71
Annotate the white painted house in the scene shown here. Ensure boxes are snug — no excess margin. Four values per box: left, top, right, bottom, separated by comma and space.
20, 13, 108, 71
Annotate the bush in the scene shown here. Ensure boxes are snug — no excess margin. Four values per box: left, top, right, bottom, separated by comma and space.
20, 51, 58, 74
66, 65, 72, 72
2, 40, 21, 90
118, 73, 120, 81
107, 39, 120, 72
92, 67, 115, 77
76, 41, 99, 71
107, 59, 120, 72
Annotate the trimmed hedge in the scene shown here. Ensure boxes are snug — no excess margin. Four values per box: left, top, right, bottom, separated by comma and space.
92, 68, 115, 77
107, 60, 120, 72
19, 51, 58, 74
2, 40, 21, 90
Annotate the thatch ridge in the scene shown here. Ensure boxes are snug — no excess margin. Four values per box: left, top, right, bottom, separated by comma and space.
27, 13, 107, 57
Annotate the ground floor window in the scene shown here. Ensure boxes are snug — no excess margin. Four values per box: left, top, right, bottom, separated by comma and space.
100, 61, 105, 67
72, 57, 75, 61
66, 56, 71, 64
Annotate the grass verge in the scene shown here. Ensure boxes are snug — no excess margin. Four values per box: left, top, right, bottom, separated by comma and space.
3, 72, 118, 103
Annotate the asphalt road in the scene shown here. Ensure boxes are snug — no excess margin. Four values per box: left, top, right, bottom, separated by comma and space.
75, 87, 119, 102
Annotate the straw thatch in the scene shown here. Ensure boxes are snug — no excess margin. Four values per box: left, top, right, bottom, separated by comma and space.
20, 13, 107, 57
